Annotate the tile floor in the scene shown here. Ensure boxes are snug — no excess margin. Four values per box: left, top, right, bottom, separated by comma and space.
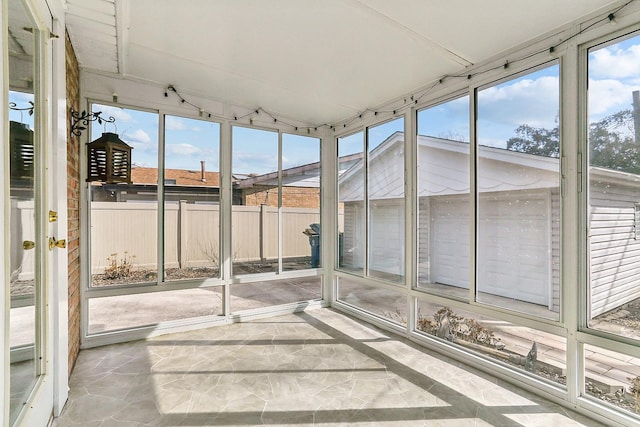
53, 308, 605, 426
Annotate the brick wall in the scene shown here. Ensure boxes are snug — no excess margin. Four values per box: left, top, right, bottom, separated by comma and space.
65, 31, 81, 376
243, 186, 320, 208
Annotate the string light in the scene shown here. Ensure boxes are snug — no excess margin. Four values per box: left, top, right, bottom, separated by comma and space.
163, 1, 635, 133
329, 0, 635, 131
164, 86, 323, 132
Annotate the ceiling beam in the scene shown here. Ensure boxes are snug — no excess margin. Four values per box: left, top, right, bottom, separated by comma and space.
348, 0, 474, 67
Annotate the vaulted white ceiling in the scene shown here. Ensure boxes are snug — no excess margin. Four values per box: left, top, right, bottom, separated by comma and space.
65, 0, 623, 125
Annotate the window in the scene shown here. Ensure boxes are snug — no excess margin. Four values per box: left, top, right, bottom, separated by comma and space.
232, 127, 279, 274
336, 117, 405, 284
337, 131, 365, 275
282, 133, 321, 269
230, 127, 321, 312
476, 64, 560, 320
587, 33, 640, 341
89, 104, 160, 287
163, 115, 220, 282
416, 299, 566, 386
417, 95, 470, 298
230, 128, 320, 275
368, 118, 405, 283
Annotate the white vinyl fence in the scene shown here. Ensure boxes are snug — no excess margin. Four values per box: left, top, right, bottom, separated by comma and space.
90, 201, 330, 273
10, 199, 35, 281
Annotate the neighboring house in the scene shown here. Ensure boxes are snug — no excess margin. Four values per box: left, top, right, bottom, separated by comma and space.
91, 165, 221, 203
91, 162, 322, 208
233, 161, 321, 208
338, 132, 640, 317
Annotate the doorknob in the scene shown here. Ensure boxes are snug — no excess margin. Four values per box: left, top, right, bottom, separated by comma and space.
23, 241, 35, 250
48, 237, 66, 250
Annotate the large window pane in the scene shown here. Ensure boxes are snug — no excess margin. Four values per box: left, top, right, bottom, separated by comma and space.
417, 96, 470, 298
232, 127, 279, 274
337, 132, 365, 275
282, 134, 321, 271
337, 277, 407, 325
163, 115, 220, 282
416, 300, 566, 386
583, 344, 640, 416
88, 287, 223, 334
367, 118, 405, 283
8, 0, 37, 418
89, 105, 159, 286
476, 64, 560, 320
587, 33, 640, 342
230, 276, 321, 312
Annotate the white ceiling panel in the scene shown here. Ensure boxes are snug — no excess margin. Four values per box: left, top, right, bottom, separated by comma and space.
357, 0, 621, 63
65, 0, 629, 125
66, 0, 118, 73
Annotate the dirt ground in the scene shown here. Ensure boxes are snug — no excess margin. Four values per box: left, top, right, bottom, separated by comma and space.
590, 297, 640, 340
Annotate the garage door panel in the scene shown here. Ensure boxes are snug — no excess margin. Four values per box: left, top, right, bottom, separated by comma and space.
432, 192, 551, 306
432, 209, 470, 287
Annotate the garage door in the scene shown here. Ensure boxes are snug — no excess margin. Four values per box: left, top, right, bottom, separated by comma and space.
369, 202, 404, 277
432, 191, 551, 306
431, 197, 470, 288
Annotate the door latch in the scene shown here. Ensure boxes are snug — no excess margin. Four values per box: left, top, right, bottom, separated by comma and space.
49, 237, 66, 250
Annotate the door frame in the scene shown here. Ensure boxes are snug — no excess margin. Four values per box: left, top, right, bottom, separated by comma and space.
2, 0, 69, 425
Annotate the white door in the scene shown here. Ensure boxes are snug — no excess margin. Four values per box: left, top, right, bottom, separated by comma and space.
431, 192, 551, 306
5, 0, 56, 425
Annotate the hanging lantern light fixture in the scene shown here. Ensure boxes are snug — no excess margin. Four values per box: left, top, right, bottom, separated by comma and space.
69, 108, 133, 184
86, 132, 132, 184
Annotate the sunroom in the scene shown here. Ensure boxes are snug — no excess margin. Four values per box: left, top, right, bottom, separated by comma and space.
4, 0, 640, 426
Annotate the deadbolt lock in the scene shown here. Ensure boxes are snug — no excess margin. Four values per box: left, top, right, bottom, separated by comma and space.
49, 210, 58, 222
49, 237, 66, 250
23, 241, 35, 250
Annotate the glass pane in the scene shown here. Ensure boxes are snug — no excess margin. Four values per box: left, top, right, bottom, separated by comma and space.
416, 300, 566, 386
417, 96, 470, 298
476, 64, 560, 321
88, 287, 223, 334
230, 276, 321, 312
232, 127, 279, 275
8, 0, 37, 422
367, 118, 404, 283
583, 344, 640, 416
163, 115, 220, 282
337, 132, 364, 275
587, 34, 640, 341
337, 277, 407, 325
367, 118, 405, 284
282, 133, 320, 271
89, 105, 159, 286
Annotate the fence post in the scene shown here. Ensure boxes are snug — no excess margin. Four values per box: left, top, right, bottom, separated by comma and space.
260, 203, 266, 262
179, 200, 188, 268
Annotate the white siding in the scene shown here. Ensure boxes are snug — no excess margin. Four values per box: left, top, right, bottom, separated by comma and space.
551, 188, 561, 313
369, 200, 404, 276
590, 180, 640, 317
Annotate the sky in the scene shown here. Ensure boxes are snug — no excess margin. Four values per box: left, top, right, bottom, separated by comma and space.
78, 33, 640, 172
8, 91, 34, 129
90, 104, 320, 175
588, 35, 640, 138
